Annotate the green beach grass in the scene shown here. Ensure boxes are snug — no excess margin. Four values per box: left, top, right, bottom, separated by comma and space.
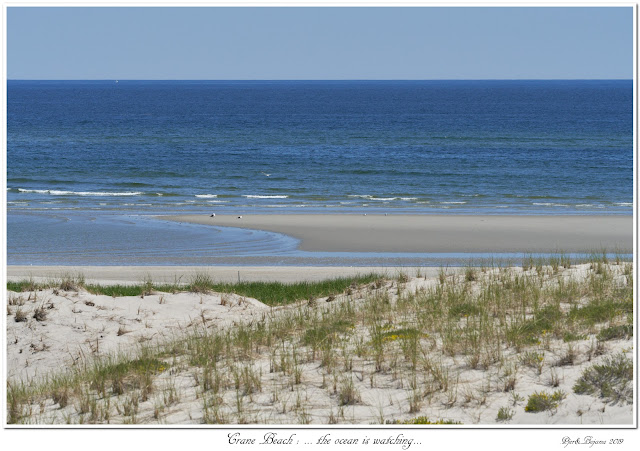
7, 272, 384, 307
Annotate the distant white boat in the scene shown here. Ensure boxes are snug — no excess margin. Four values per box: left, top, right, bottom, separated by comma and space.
115, 80, 119, 83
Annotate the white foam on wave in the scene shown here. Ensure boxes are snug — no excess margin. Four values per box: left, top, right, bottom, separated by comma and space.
532, 202, 569, 207
441, 201, 467, 204
195, 194, 218, 198
243, 195, 289, 199
348, 195, 403, 201
18, 188, 142, 197
614, 202, 633, 207
18, 188, 49, 194
206, 200, 229, 203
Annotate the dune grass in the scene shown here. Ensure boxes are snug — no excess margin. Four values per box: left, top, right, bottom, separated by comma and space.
8, 272, 384, 307
6, 257, 634, 424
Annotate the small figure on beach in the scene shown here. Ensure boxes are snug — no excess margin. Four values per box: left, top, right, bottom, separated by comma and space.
237, 216, 243, 219
210, 213, 216, 217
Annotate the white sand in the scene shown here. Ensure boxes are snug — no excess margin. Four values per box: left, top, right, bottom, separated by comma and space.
7, 288, 268, 382
6, 264, 633, 425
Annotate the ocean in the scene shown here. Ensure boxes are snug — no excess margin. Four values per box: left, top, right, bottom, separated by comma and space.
7, 80, 633, 266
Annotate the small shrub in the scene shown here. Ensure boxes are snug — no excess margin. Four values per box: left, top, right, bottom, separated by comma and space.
524, 390, 566, 413
496, 406, 515, 422
573, 354, 633, 405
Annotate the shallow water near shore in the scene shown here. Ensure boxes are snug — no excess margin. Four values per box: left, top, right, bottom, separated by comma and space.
7, 212, 631, 267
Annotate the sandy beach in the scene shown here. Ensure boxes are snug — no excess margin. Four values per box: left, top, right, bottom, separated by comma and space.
6, 265, 444, 285
159, 214, 632, 254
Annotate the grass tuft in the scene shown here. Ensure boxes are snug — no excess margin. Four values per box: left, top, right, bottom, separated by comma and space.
596, 325, 633, 342
496, 406, 515, 422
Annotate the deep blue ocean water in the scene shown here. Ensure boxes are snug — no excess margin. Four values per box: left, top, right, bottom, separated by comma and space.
7, 80, 633, 265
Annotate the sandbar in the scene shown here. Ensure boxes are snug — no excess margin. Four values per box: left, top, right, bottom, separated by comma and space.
159, 214, 632, 254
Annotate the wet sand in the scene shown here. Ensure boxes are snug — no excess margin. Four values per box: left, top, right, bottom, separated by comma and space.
160, 214, 632, 254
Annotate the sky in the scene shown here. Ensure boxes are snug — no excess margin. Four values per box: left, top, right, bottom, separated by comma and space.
6, 6, 634, 80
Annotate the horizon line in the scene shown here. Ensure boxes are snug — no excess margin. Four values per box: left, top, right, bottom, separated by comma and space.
7, 78, 634, 82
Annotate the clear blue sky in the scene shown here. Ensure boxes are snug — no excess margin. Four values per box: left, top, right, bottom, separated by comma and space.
7, 6, 633, 80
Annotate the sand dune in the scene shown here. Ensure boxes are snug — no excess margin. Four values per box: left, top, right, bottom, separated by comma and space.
6, 263, 633, 425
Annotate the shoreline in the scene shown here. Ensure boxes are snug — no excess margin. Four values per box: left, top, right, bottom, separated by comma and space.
159, 214, 632, 254
6, 265, 444, 285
